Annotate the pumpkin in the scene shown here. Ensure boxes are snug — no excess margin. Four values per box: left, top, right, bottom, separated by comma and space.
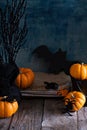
64, 91, 86, 112
70, 63, 87, 80
0, 96, 18, 118
15, 68, 35, 89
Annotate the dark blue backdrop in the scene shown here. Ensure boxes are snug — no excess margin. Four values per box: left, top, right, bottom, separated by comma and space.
0, 0, 87, 72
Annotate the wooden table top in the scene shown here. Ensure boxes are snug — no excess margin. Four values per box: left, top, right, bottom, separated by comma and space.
21, 71, 71, 97
0, 97, 87, 130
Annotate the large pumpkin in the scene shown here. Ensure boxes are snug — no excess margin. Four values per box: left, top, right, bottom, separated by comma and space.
64, 91, 86, 112
0, 96, 18, 118
70, 63, 87, 80
15, 68, 35, 89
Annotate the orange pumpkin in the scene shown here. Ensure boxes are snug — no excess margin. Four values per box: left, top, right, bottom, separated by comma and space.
15, 68, 35, 89
64, 91, 86, 112
70, 63, 87, 80
0, 96, 18, 118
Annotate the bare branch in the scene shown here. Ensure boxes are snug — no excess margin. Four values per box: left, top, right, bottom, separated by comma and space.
0, 0, 28, 63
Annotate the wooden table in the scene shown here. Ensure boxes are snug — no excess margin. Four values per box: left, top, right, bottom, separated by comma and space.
0, 97, 87, 130
1, 71, 87, 130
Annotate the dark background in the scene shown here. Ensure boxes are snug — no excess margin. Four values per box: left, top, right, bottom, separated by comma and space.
0, 0, 87, 72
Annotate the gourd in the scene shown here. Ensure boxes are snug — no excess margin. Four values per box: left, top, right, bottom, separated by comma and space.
64, 91, 86, 112
15, 68, 35, 89
0, 96, 18, 118
70, 63, 87, 80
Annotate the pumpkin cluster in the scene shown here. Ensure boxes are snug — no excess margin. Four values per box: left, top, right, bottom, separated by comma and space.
1, 61, 86, 117
63, 62, 87, 113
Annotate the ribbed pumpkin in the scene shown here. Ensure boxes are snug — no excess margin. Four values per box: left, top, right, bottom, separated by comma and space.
70, 63, 87, 80
64, 91, 86, 112
0, 96, 18, 118
15, 68, 35, 89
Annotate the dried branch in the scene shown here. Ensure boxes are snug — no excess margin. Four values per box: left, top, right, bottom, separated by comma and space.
0, 0, 28, 63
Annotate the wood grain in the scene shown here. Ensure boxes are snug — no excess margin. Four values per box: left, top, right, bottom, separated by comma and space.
0, 98, 87, 130
42, 99, 77, 130
77, 106, 87, 130
21, 72, 71, 97
0, 117, 12, 130
8, 99, 44, 130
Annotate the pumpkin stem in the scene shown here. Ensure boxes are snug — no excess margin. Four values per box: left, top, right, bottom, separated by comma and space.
81, 62, 84, 65
20, 71, 23, 74
3, 96, 8, 99
13, 99, 17, 102
71, 94, 75, 98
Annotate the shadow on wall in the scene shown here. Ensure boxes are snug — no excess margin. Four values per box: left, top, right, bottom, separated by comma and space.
32, 45, 80, 75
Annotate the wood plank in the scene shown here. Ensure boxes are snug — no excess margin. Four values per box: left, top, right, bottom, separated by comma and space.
42, 127, 54, 130
21, 90, 61, 97
21, 72, 71, 97
77, 106, 87, 130
42, 99, 78, 130
0, 117, 12, 130
8, 99, 44, 130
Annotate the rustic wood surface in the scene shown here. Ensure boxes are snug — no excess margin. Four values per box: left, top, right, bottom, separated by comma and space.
21, 72, 71, 97
0, 72, 86, 130
0, 98, 87, 130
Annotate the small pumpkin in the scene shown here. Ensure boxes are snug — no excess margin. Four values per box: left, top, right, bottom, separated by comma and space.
70, 63, 87, 80
0, 96, 18, 118
64, 91, 86, 112
15, 68, 35, 89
